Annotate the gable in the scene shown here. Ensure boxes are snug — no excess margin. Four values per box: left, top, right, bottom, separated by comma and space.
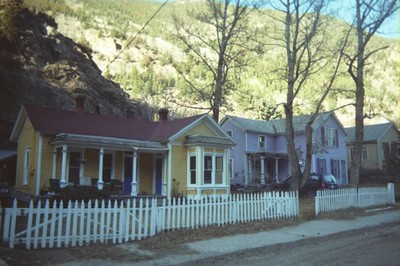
345, 123, 398, 143
170, 115, 233, 145
220, 112, 346, 136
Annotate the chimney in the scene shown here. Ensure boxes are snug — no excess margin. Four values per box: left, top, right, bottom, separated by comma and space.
158, 108, 169, 122
75, 94, 86, 114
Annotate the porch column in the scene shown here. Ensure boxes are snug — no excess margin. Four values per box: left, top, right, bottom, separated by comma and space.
35, 134, 43, 196
162, 154, 167, 196
260, 156, 265, 185
60, 145, 68, 188
98, 147, 104, 190
247, 155, 252, 186
52, 147, 57, 179
275, 157, 279, 183
131, 148, 138, 196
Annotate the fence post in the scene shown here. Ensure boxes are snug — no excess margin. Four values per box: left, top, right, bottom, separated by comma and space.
8, 199, 18, 248
387, 183, 395, 204
315, 190, 319, 216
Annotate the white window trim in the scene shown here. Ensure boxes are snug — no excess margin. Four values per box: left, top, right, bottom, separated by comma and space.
229, 158, 234, 180
350, 146, 368, 161
204, 152, 225, 186
258, 135, 266, 149
187, 148, 227, 187
22, 148, 30, 185
187, 152, 197, 187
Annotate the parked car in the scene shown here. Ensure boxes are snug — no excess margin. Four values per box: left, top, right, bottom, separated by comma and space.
271, 173, 338, 197
302, 173, 338, 197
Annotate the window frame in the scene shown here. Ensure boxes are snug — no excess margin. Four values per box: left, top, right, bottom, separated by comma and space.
316, 158, 327, 174
187, 149, 227, 187
258, 135, 266, 149
350, 147, 368, 161
22, 148, 30, 185
322, 127, 338, 147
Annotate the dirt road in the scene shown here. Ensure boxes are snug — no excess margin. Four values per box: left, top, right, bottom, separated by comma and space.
186, 221, 400, 266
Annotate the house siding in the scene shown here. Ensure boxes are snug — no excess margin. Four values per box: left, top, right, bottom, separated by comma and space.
349, 125, 400, 172
312, 116, 348, 184
15, 118, 37, 195
170, 144, 187, 196
378, 126, 399, 170
39, 135, 56, 189
221, 113, 348, 186
220, 120, 246, 184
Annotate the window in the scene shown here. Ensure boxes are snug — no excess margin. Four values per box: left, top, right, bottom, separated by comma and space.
226, 130, 232, 137
204, 156, 212, 184
330, 159, 340, 178
22, 148, 30, 185
189, 156, 196, 185
321, 127, 338, 147
215, 156, 223, 184
316, 158, 326, 174
259, 135, 266, 149
362, 147, 368, 160
103, 154, 113, 182
350, 147, 368, 160
189, 152, 226, 186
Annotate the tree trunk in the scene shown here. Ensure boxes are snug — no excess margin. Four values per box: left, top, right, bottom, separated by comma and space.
349, 0, 365, 187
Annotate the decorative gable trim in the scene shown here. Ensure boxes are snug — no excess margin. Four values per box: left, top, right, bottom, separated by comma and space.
10, 106, 28, 142
183, 135, 235, 148
169, 114, 233, 143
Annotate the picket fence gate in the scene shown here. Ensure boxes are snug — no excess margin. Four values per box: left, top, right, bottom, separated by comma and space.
1, 191, 299, 249
315, 183, 395, 215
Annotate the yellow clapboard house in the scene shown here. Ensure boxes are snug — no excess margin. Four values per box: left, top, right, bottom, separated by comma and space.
10, 99, 235, 199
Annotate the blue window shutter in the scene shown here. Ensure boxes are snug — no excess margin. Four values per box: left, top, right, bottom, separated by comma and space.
321, 127, 325, 144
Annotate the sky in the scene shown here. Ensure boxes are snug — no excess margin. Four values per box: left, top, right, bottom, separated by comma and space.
162, 0, 399, 39
334, 0, 399, 39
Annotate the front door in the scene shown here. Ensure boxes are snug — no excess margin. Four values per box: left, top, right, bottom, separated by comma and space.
155, 157, 163, 194
124, 154, 133, 194
69, 152, 80, 185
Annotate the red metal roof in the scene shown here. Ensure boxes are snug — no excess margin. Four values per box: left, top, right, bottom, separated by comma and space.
24, 105, 204, 142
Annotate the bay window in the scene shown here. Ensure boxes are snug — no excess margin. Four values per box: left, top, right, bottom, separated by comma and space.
188, 150, 226, 186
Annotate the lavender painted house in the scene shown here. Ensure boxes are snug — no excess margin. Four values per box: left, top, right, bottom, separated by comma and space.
220, 112, 348, 187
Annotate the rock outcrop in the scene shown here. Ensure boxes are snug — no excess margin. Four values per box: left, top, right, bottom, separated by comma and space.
0, 4, 149, 147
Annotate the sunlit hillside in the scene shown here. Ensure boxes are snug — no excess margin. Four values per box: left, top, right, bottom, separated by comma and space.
23, 0, 399, 126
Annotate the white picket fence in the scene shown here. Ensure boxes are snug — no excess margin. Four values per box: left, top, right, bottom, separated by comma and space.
1, 191, 299, 249
315, 183, 395, 216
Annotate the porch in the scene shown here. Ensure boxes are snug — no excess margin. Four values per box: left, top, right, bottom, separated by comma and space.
246, 153, 290, 187
48, 133, 169, 197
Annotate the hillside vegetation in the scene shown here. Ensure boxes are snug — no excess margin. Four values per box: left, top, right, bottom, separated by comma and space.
21, 0, 400, 125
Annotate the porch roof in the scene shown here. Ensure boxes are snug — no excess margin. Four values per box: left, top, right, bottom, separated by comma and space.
51, 133, 169, 151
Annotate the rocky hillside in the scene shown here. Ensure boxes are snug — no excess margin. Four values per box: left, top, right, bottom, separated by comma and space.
38, 0, 398, 127
0, 3, 151, 147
